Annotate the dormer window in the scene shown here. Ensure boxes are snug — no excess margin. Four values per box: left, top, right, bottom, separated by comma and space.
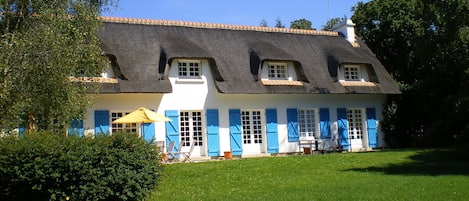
178, 60, 201, 79
339, 64, 376, 86
260, 61, 303, 86
339, 64, 369, 82
268, 62, 288, 80
344, 65, 361, 81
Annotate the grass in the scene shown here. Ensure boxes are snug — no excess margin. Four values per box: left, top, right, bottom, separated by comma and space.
147, 149, 469, 201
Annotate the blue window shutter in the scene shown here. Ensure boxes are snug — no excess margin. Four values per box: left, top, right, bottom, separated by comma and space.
18, 127, 25, 137
142, 123, 155, 143
366, 108, 378, 148
319, 108, 331, 139
287, 108, 299, 142
94, 110, 109, 135
229, 109, 243, 155
68, 119, 84, 137
165, 110, 180, 152
206, 109, 220, 156
265, 109, 279, 153
337, 108, 350, 150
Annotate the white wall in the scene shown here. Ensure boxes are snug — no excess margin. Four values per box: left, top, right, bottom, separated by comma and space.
84, 93, 164, 136
85, 59, 388, 156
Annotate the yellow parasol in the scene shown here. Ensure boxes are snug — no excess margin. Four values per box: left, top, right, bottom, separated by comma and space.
112, 107, 171, 123
112, 107, 171, 142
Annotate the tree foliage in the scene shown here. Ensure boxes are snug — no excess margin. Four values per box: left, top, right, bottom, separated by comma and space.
275, 17, 285, 28
322, 17, 344, 31
0, 131, 162, 201
290, 18, 314, 30
352, 0, 469, 148
259, 18, 268, 27
0, 0, 116, 132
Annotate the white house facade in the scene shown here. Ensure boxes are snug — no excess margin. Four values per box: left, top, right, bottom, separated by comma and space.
74, 17, 400, 158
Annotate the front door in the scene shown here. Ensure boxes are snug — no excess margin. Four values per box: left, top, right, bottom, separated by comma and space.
241, 110, 264, 154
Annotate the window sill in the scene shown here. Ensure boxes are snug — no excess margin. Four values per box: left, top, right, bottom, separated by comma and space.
261, 80, 303, 86
339, 81, 376, 87
69, 76, 118, 83
175, 78, 205, 84
299, 137, 316, 141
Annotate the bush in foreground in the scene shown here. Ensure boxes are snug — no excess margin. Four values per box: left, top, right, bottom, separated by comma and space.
456, 125, 469, 160
0, 131, 162, 201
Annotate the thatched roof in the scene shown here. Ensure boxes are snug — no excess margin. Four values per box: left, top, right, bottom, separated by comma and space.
96, 17, 400, 94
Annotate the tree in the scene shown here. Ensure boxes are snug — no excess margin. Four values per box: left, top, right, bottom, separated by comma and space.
322, 17, 343, 31
290, 18, 314, 30
275, 17, 285, 28
0, 0, 117, 133
352, 0, 469, 148
260, 18, 268, 27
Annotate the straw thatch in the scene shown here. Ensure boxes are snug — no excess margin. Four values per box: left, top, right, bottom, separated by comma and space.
96, 17, 400, 94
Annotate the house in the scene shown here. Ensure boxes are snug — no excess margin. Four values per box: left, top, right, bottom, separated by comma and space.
77, 17, 400, 158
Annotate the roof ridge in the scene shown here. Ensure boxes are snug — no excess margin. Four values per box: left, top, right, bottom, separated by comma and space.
100, 16, 339, 36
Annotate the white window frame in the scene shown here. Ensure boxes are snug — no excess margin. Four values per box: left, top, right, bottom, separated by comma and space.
110, 111, 138, 134
347, 108, 365, 140
268, 62, 288, 80
339, 64, 369, 82
261, 61, 298, 81
177, 59, 202, 79
179, 110, 204, 147
298, 109, 320, 140
241, 110, 264, 145
344, 65, 361, 81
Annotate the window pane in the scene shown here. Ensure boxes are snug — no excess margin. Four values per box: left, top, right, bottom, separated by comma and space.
178, 61, 201, 78
111, 112, 137, 134
268, 63, 287, 80
241, 110, 263, 144
242, 111, 252, 144
344, 66, 360, 81
298, 109, 316, 138
347, 109, 363, 139
179, 111, 203, 146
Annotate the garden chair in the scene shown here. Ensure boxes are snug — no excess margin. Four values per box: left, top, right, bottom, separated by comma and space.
320, 136, 342, 153
181, 142, 195, 162
156, 141, 167, 163
167, 141, 183, 162
164, 141, 175, 162
155, 141, 165, 153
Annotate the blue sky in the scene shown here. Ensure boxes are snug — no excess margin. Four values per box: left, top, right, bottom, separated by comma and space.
103, 0, 369, 29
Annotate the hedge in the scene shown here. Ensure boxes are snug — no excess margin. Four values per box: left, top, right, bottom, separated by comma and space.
456, 125, 469, 160
0, 131, 163, 201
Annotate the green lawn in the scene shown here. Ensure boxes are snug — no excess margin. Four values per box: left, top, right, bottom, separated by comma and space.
147, 149, 469, 201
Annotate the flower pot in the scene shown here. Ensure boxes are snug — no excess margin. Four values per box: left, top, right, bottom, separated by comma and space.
162, 153, 169, 162
303, 147, 311, 154
224, 151, 233, 159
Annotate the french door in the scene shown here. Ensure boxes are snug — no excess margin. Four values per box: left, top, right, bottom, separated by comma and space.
241, 110, 264, 154
347, 109, 366, 150
179, 111, 204, 156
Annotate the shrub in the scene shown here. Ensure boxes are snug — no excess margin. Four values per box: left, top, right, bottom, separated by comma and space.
0, 131, 162, 201
456, 125, 469, 160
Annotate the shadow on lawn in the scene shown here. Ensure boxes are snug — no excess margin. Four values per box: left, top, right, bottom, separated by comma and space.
347, 149, 469, 176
